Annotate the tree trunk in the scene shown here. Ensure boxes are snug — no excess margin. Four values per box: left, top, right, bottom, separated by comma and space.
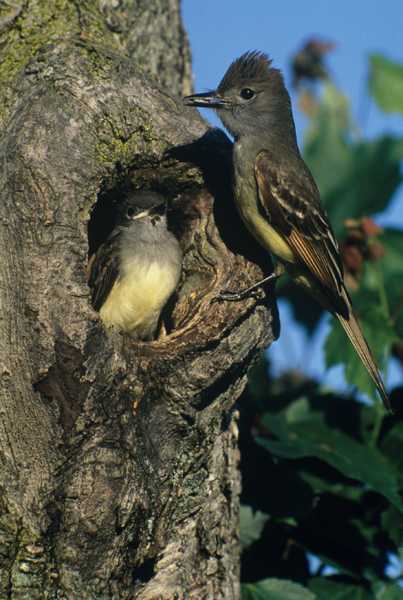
0, 1, 277, 598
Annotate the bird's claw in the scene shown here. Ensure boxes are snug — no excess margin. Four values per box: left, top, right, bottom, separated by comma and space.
211, 288, 261, 303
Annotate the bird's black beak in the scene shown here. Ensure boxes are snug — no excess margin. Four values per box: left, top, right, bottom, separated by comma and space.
183, 91, 227, 109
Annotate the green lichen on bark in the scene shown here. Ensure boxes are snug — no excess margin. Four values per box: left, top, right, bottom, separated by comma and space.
0, 499, 57, 599
94, 108, 162, 171
0, 0, 119, 124
0, 504, 20, 596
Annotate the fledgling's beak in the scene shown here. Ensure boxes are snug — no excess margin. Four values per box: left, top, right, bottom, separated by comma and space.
132, 202, 166, 221
183, 91, 227, 109
132, 209, 149, 221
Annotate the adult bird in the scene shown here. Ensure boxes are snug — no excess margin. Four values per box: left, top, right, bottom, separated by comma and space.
184, 51, 389, 409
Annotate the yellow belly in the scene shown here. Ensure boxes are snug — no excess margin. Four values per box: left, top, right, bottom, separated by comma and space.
99, 261, 177, 338
235, 183, 295, 264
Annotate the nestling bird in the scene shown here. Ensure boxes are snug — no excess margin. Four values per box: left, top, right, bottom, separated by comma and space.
183, 51, 389, 409
88, 191, 182, 341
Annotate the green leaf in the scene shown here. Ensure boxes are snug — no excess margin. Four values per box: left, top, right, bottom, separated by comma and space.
369, 54, 403, 114
298, 469, 361, 500
339, 137, 402, 225
240, 505, 269, 550
303, 84, 352, 201
303, 83, 402, 234
381, 505, 403, 549
377, 228, 403, 340
256, 401, 403, 513
309, 577, 372, 600
374, 582, 403, 600
315, 135, 401, 234
324, 299, 395, 401
380, 421, 403, 481
380, 228, 403, 278
241, 578, 316, 600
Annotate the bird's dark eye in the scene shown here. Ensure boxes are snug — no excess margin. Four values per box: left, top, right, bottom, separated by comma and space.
127, 207, 135, 217
240, 88, 255, 100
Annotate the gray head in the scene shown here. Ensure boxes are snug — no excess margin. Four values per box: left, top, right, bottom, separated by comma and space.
184, 51, 297, 144
117, 190, 167, 227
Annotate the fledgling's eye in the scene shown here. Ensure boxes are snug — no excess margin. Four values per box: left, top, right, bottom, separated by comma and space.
240, 88, 255, 100
127, 207, 135, 217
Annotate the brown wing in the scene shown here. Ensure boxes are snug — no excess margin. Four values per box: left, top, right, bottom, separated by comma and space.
87, 229, 121, 311
255, 149, 349, 318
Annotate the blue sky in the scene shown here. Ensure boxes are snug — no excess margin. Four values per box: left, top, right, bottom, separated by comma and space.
181, 0, 403, 393
182, 0, 403, 138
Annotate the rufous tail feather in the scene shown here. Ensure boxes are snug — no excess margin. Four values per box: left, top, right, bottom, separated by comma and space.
336, 310, 390, 411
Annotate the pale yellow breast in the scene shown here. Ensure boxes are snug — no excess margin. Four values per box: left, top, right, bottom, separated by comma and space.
235, 179, 295, 264
99, 261, 178, 338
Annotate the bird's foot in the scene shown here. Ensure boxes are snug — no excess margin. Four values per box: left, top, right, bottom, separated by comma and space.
212, 288, 261, 303
212, 269, 282, 304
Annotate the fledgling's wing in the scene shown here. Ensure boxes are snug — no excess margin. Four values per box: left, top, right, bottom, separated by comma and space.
254, 149, 348, 318
87, 228, 121, 311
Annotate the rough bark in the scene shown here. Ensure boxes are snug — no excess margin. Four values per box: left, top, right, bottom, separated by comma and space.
0, 1, 277, 598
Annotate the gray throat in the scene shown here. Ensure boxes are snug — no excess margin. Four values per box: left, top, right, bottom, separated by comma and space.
119, 218, 182, 273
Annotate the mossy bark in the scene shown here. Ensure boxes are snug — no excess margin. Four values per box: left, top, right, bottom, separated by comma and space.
0, 1, 277, 598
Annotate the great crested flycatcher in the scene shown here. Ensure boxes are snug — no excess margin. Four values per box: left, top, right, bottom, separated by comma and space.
184, 51, 389, 409
88, 191, 182, 341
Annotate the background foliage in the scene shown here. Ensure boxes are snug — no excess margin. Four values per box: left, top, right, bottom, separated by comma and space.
240, 49, 403, 599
